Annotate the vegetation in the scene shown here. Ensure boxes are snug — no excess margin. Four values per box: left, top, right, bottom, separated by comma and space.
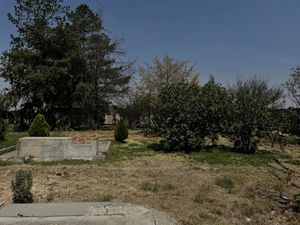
0, 0, 131, 130
285, 65, 300, 106
0, 117, 7, 141
11, 169, 33, 203
227, 78, 284, 153
114, 118, 129, 142
29, 114, 50, 137
153, 82, 206, 152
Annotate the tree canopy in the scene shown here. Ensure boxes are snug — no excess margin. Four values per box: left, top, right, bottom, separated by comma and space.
0, 0, 131, 130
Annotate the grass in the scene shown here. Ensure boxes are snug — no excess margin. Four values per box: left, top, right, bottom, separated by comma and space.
215, 177, 235, 190
97, 194, 114, 202
0, 131, 27, 148
0, 130, 300, 225
189, 149, 280, 166
107, 141, 156, 162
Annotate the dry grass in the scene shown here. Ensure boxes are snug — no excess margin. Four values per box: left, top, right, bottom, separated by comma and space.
0, 130, 300, 225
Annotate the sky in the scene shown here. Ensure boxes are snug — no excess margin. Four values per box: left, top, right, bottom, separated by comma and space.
0, 0, 300, 88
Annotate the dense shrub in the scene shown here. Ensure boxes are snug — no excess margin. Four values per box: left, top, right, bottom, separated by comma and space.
0, 117, 7, 141
228, 78, 283, 153
153, 82, 207, 152
29, 114, 50, 137
114, 118, 128, 142
11, 169, 33, 203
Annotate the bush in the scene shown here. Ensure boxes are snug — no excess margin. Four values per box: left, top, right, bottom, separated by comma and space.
114, 118, 128, 142
153, 82, 205, 152
11, 169, 33, 203
29, 114, 50, 137
228, 78, 283, 154
0, 117, 7, 141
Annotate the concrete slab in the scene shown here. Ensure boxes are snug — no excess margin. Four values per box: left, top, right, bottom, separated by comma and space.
17, 137, 110, 161
0, 202, 177, 225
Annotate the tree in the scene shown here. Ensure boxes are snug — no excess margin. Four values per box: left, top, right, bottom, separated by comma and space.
1, 1, 131, 130
29, 114, 50, 136
119, 90, 151, 128
285, 66, 300, 106
228, 78, 284, 154
114, 118, 128, 142
201, 76, 232, 145
153, 82, 207, 152
138, 56, 199, 126
68, 5, 131, 128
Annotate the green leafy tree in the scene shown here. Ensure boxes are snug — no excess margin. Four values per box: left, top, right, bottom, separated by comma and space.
153, 82, 207, 152
114, 118, 128, 142
201, 76, 232, 145
29, 114, 50, 136
228, 78, 284, 154
11, 169, 33, 203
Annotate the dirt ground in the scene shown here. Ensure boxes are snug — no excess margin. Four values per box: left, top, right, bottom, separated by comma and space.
0, 130, 300, 225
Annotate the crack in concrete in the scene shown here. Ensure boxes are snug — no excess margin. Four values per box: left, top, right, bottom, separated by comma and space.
152, 214, 158, 225
103, 204, 125, 216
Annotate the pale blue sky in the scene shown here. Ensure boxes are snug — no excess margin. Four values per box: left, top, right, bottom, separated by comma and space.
1, 0, 300, 88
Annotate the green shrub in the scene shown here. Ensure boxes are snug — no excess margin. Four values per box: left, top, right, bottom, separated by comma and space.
114, 118, 128, 142
11, 169, 33, 203
153, 81, 231, 152
29, 114, 50, 137
0, 117, 7, 141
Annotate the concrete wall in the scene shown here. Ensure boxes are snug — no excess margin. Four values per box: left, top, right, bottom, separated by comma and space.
17, 137, 110, 161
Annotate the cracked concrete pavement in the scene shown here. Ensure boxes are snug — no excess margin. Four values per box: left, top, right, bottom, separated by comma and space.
0, 202, 177, 225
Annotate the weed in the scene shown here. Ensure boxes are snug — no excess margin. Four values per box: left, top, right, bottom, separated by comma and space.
285, 159, 300, 165
190, 150, 277, 166
98, 194, 113, 202
273, 182, 284, 194
46, 192, 55, 202
194, 185, 212, 204
232, 201, 262, 217
11, 169, 33, 203
244, 186, 257, 199
141, 180, 159, 193
215, 177, 234, 190
194, 192, 205, 204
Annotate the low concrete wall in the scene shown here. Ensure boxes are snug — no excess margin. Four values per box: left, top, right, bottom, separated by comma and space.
17, 137, 110, 161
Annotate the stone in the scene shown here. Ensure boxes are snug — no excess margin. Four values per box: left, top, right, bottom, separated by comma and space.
0, 202, 177, 225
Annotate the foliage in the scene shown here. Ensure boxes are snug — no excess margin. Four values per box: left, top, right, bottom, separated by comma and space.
153, 82, 206, 152
29, 114, 50, 136
200, 76, 232, 145
119, 90, 151, 128
1, 0, 131, 130
0, 132, 27, 149
228, 78, 284, 153
215, 177, 234, 190
189, 149, 278, 166
285, 65, 300, 106
11, 169, 33, 203
0, 117, 7, 141
153, 80, 231, 152
114, 118, 128, 142
137, 56, 199, 126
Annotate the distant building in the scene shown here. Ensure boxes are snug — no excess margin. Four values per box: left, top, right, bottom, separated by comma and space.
104, 113, 121, 126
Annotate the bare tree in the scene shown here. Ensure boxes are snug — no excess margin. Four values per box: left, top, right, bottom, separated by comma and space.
285, 66, 300, 106
137, 55, 199, 125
